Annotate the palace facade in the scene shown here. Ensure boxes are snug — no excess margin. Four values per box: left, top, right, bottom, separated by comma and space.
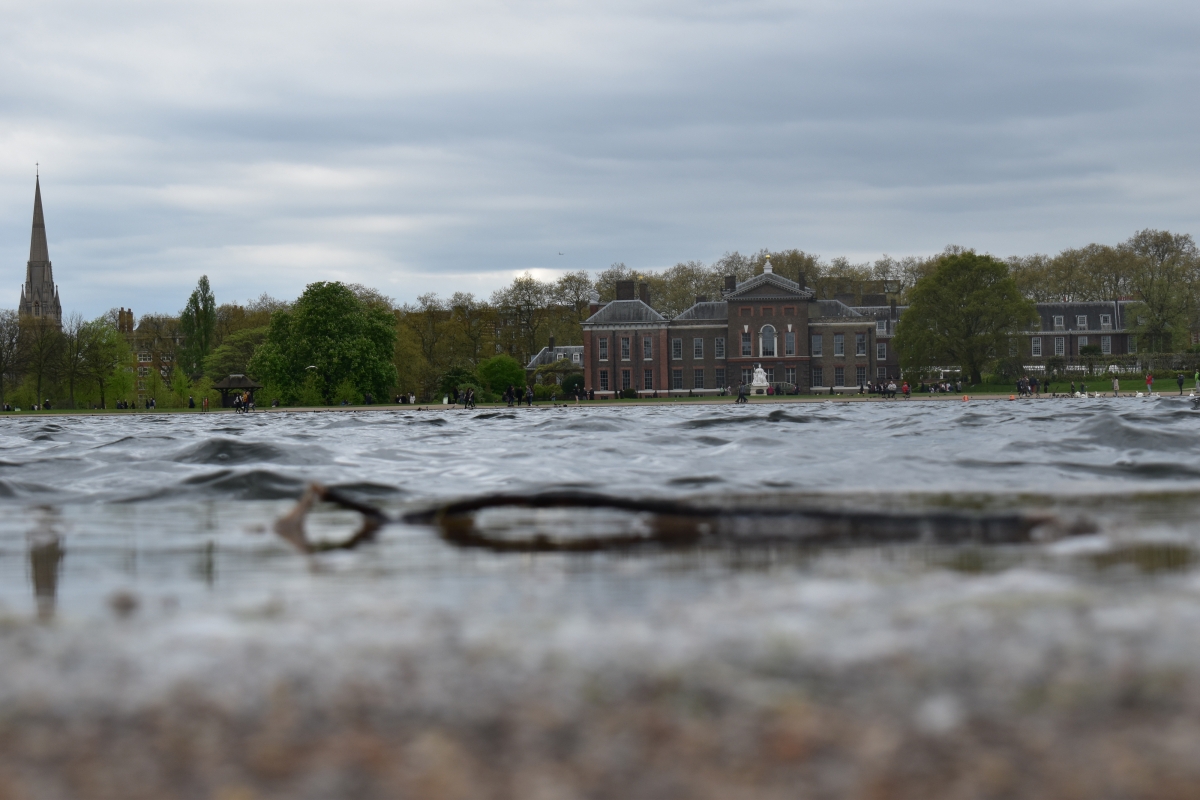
581, 263, 901, 396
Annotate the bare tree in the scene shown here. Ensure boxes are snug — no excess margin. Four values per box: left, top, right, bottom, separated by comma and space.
1124, 230, 1199, 352
0, 310, 25, 406
20, 316, 63, 406
553, 271, 596, 326
59, 313, 90, 408
491, 273, 553, 363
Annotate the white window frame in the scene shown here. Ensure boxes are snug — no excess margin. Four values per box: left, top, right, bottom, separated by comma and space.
855, 333, 867, 357
760, 325, 776, 358
1031, 337, 1042, 357
620, 337, 630, 361
138, 352, 153, 363
784, 331, 795, 356
877, 342, 887, 361
1101, 335, 1111, 355
876, 319, 887, 334
1053, 316, 1064, 330
693, 338, 704, 359
714, 337, 725, 359
643, 337, 653, 360
672, 338, 683, 360
811, 334, 823, 357
833, 334, 845, 357
1100, 314, 1112, 331
598, 338, 608, 361
1078, 336, 1089, 348
599, 370, 609, 390
834, 366, 845, 386
1076, 315, 1088, 329
1054, 337, 1065, 356
812, 367, 824, 387
693, 369, 704, 389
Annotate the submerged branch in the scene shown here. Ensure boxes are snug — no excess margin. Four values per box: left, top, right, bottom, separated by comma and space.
274, 486, 1092, 554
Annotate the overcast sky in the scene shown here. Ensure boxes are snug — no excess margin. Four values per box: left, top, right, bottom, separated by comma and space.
1, 0, 1197, 318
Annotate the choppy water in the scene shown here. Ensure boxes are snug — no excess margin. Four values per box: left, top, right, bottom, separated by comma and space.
3, 398, 1200, 798
2, 397, 1200, 615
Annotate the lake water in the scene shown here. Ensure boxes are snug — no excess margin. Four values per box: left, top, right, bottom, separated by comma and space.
2, 398, 1200, 799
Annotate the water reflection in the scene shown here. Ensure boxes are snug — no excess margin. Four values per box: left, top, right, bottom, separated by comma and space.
29, 532, 63, 621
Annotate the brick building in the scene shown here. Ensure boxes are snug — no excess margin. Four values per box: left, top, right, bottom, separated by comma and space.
581, 263, 887, 396
1020, 301, 1137, 361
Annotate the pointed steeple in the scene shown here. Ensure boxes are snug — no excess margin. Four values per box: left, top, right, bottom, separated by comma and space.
19, 173, 62, 327
29, 176, 49, 263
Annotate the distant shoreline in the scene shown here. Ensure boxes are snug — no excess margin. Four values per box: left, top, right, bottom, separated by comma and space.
0, 391, 1180, 418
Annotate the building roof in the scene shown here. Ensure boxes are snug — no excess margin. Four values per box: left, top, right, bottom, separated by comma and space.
29, 176, 49, 264
812, 299, 863, 318
673, 301, 729, 321
725, 270, 814, 301
583, 299, 666, 325
1033, 300, 1130, 332
526, 345, 584, 370
211, 374, 265, 390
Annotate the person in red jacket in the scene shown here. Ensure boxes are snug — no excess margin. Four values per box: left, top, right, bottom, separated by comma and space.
901, 382, 911, 399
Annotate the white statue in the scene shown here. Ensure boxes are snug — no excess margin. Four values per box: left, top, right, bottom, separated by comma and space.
751, 364, 769, 394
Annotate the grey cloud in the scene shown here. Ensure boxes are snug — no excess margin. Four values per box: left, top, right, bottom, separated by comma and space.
0, 0, 1197, 316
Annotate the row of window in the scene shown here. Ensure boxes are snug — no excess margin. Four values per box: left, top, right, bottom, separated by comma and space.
810, 333, 868, 358
597, 331, 880, 361
596, 366, 804, 391
1030, 335, 1128, 356
811, 366, 870, 387
1048, 314, 1113, 331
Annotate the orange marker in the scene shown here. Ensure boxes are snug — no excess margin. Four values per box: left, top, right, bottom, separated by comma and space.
963, 395, 969, 402
1008, 395, 1015, 401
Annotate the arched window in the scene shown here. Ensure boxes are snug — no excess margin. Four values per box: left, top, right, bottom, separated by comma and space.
33, 302, 40, 317
760, 324, 776, 357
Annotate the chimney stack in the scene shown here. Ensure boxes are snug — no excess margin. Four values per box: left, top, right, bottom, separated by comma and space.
589, 302, 601, 317
638, 282, 650, 305
548, 335, 556, 351
695, 295, 708, 305
798, 271, 807, 289
723, 275, 736, 295
615, 280, 636, 301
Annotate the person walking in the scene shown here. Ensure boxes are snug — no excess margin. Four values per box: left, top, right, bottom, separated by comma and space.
1112, 376, 1120, 397
735, 383, 746, 404
525, 386, 534, 406
1178, 373, 1185, 395
1146, 373, 1153, 394
901, 381, 910, 399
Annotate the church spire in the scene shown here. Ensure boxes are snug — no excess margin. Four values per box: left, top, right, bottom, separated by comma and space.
29, 175, 49, 263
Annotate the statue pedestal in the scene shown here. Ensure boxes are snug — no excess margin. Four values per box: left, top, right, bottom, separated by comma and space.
750, 364, 769, 396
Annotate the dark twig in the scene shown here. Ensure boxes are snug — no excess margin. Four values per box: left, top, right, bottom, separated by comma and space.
274, 486, 1090, 554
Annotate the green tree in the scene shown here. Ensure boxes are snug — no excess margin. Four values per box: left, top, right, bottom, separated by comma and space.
893, 252, 1037, 384
476, 354, 525, 394
180, 275, 217, 375
438, 365, 479, 396
203, 326, 268, 380
249, 281, 397, 404
80, 319, 131, 409
1124, 229, 1198, 353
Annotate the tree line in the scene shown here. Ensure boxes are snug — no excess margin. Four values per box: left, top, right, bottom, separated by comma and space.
1, 229, 1194, 407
